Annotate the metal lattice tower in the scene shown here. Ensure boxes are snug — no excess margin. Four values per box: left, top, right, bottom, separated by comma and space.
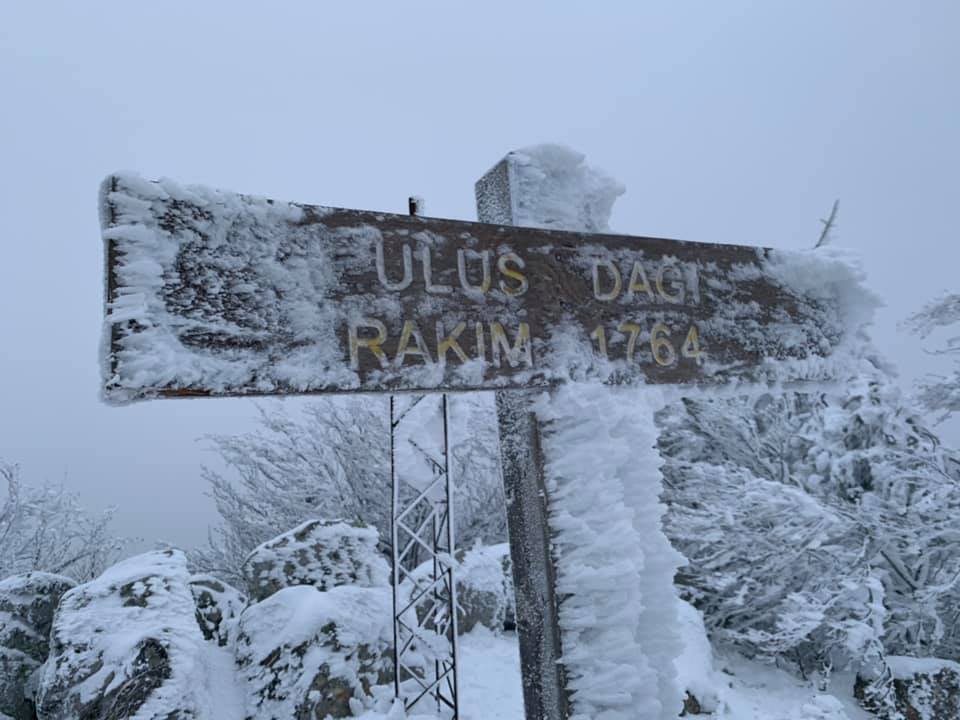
390, 394, 460, 717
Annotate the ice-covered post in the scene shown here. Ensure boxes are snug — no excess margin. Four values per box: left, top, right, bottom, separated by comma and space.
476, 146, 686, 720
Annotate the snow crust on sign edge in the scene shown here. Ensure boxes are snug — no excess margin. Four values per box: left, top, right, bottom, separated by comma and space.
756, 244, 883, 388
98, 171, 358, 406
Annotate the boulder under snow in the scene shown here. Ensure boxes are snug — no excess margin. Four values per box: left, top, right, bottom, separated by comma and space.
35, 549, 219, 720
242, 519, 389, 603
236, 584, 393, 719
408, 542, 515, 636
453, 543, 515, 634
856, 656, 960, 720
0, 572, 75, 720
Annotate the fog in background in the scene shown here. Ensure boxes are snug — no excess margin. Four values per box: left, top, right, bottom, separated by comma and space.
1, 2, 957, 549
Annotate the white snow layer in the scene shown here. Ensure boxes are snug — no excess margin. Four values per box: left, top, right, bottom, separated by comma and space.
537, 383, 686, 720
505, 144, 625, 233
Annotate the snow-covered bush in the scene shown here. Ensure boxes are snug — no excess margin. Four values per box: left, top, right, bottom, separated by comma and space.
193, 396, 506, 585
905, 293, 960, 422
660, 359, 960, 682
0, 462, 126, 582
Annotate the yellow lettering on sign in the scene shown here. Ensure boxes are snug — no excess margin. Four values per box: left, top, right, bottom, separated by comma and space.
490, 321, 532, 368
497, 253, 529, 297
422, 248, 452, 294
626, 261, 654, 300
475, 321, 486, 362
394, 320, 433, 366
651, 322, 676, 366
618, 321, 641, 362
436, 321, 469, 365
656, 264, 685, 304
592, 260, 621, 301
375, 242, 413, 291
590, 325, 608, 358
349, 318, 389, 369
681, 324, 703, 362
457, 249, 491, 295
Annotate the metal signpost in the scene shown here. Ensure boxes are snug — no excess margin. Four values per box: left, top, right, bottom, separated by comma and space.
100, 153, 850, 719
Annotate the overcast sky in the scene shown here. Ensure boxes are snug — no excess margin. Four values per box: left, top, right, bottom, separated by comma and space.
1, 2, 957, 549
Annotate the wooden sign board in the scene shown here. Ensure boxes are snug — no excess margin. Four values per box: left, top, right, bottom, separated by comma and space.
101, 173, 847, 403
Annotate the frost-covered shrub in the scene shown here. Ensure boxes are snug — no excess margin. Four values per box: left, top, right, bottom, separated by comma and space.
856, 657, 960, 720
193, 396, 505, 585
906, 293, 960, 423
454, 543, 514, 634
660, 360, 960, 677
0, 463, 126, 582
241, 519, 389, 603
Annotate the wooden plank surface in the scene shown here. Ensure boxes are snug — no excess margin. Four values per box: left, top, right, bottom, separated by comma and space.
101, 173, 848, 402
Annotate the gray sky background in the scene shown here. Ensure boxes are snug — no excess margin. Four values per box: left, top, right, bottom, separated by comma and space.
1, 2, 957, 550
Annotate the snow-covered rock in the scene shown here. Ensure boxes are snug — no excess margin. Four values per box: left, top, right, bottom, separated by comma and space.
856, 656, 960, 720
408, 543, 515, 636
189, 574, 244, 647
35, 549, 210, 720
0, 572, 75, 720
236, 584, 393, 719
242, 519, 389, 603
673, 600, 723, 715
455, 543, 514, 634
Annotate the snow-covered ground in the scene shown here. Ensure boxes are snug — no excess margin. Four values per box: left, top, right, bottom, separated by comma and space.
360, 623, 877, 720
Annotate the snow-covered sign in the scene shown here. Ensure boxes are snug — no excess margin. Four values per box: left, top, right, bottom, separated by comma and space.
100, 173, 861, 403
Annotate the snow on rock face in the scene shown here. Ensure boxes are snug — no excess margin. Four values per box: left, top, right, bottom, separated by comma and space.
673, 599, 723, 715
536, 383, 686, 720
242, 519, 389, 603
409, 543, 515, 636
189, 575, 245, 648
35, 550, 210, 720
0, 572, 75, 720
856, 657, 960, 720
455, 543, 514, 634
236, 584, 393, 719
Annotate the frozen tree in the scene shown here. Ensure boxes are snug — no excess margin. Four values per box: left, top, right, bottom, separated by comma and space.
193, 395, 506, 584
659, 356, 960, 682
905, 293, 960, 422
0, 462, 126, 581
